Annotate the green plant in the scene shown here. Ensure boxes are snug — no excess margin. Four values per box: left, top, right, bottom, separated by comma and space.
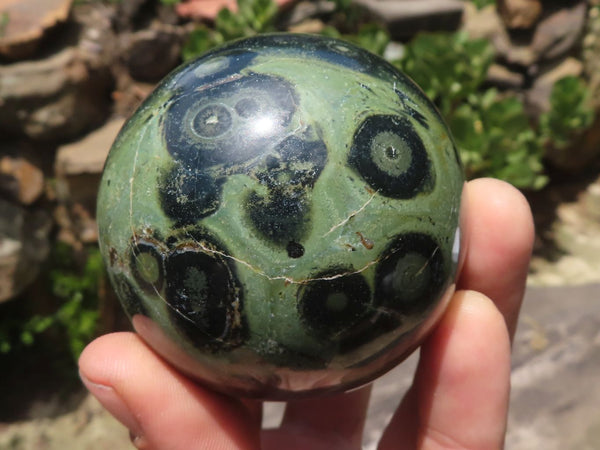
47, 245, 103, 358
0, 12, 9, 38
394, 31, 549, 189
450, 89, 547, 188
183, 0, 278, 60
469, 0, 496, 9
395, 31, 495, 116
539, 75, 595, 149
321, 23, 390, 56
0, 244, 102, 360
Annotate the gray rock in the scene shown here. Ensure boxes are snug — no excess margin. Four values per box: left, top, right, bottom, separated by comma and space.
354, 0, 464, 38
462, 2, 513, 60
487, 62, 525, 89
531, 2, 587, 62
55, 119, 124, 177
121, 27, 183, 82
54, 118, 125, 245
0, 46, 112, 141
0, 199, 52, 302
280, 1, 335, 27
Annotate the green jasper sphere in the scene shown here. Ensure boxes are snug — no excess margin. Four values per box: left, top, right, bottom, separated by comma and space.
97, 33, 464, 399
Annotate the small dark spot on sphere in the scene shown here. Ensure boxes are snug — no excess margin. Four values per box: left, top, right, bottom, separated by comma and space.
286, 241, 305, 258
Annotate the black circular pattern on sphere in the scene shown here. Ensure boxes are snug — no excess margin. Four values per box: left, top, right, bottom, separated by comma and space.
297, 269, 373, 339
244, 131, 327, 247
159, 164, 223, 224
163, 73, 298, 169
349, 115, 433, 199
131, 239, 166, 293
192, 104, 233, 138
183, 50, 258, 86
163, 240, 248, 351
375, 233, 446, 316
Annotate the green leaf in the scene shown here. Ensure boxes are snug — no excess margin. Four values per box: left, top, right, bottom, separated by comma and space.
352, 24, 390, 56
469, 0, 496, 9
396, 31, 494, 115
539, 75, 595, 149
183, 0, 278, 61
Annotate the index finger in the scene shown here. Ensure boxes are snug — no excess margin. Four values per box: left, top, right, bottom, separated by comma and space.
457, 177, 535, 339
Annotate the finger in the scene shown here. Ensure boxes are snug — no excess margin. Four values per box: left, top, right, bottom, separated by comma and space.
379, 290, 511, 449
79, 332, 260, 450
262, 386, 372, 450
458, 178, 534, 339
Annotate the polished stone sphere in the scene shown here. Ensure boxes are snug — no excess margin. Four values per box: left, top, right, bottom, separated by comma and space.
97, 34, 464, 399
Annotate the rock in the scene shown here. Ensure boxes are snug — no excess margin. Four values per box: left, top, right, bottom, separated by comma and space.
112, 0, 149, 31
462, 3, 512, 59
0, 0, 73, 60
354, 0, 464, 38
54, 119, 124, 245
526, 57, 584, 116
498, 0, 542, 29
0, 199, 52, 302
288, 18, 326, 34
531, 2, 587, 62
55, 119, 124, 177
280, 1, 335, 28
0, 46, 112, 141
0, 153, 44, 205
122, 27, 183, 82
487, 62, 525, 89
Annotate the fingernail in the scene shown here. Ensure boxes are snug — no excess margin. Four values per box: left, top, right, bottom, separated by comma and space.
79, 371, 145, 440
130, 430, 150, 449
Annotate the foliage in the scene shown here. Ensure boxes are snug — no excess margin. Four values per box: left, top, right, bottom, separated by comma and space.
0, 12, 9, 39
539, 75, 595, 150
449, 90, 547, 188
468, 0, 496, 9
182, 0, 278, 60
0, 244, 102, 360
392, 32, 550, 189
396, 32, 495, 116
321, 23, 390, 57
331, 0, 353, 13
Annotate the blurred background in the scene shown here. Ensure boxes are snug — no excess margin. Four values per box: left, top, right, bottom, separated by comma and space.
0, 0, 599, 448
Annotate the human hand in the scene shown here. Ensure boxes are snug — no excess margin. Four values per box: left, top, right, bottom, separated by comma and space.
79, 177, 534, 449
